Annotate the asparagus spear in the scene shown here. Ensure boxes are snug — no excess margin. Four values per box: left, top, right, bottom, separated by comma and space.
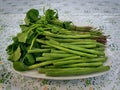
28, 61, 53, 69
50, 49, 67, 53
36, 39, 98, 58
46, 36, 96, 43
54, 62, 103, 67
60, 43, 104, 55
53, 57, 107, 66
28, 48, 50, 53
45, 66, 110, 76
50, 19, 93, 31
43, 31, 91, 39
42, 53, 77, 58
36, 56, 56, 61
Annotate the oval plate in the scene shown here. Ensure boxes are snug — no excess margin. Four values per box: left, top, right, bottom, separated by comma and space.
12, 68, 109, 80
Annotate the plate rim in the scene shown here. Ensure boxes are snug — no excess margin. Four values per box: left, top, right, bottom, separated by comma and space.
11, 65, 109, 80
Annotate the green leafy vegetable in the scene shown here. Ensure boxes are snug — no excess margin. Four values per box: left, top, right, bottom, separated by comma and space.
8, 46, 21, 61
23, 53, 35, 65
13, 61, 28, 71
6, 8, 110, 77
20, 25, 29, 32
17, 32, 28, 43
24, 8, 39, 25
45, 9, 58, 22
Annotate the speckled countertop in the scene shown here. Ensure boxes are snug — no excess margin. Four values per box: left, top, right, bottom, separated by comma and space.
0, 0, 120, 90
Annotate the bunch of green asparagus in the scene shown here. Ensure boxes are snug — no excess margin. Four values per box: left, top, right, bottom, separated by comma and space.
6, 8, 110, 77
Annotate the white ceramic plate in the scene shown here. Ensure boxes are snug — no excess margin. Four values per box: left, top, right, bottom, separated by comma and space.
12, 68, 109, 80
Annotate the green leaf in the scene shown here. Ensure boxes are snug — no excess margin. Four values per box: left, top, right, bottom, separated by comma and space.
19, 43, 28, 58
45, 9, 58, 22
36, 16, 48, 24
6, 36, 19, 55
6, 44, 15, 55
36, 27, 44, 35
26, 31, 35, 44
24, 16, 30, 25
25, 8, 39, 25
13, 61, 27, 71
17, 32, 28, 43
23, 53, 35, 65
12, 36, 18, 42
63, 21, 72, 29
20, 25, 29, 32
8, 46, 21, 61
6, 41, 18, 55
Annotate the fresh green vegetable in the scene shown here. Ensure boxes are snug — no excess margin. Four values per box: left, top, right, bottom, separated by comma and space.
53, 57, 107, 66
46, 36, 96, 43
36, 56, 80, 62
28, 61, 53, 69
42, 53, 77, 58
54, 62, 103, 67
63, 44, 97, 49
53, 56, 81, 63
23, 53, 35, 65
24, 8, 39, 25
28, 48, 50, 53
13, 62, 28, 71
60, 43, 104, 55
44, 9, 58, 23
50, 49, 69, 53
8, 46, 21, 61
45, 66, 110, 76
6, 8, 109, 77
17, 32, 28, 43
36, 56, 54, 61
43, 31, 91, 39
36, 39, 98, 58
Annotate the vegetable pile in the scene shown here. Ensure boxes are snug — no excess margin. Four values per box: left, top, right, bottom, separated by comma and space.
6, 8, 110, 77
